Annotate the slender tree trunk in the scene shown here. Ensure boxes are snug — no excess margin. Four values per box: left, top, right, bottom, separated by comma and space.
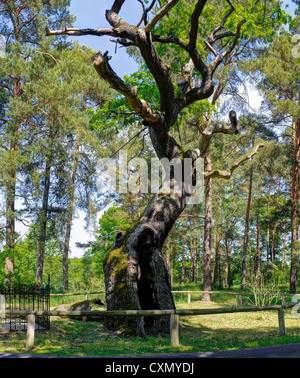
270, 178, 281, 263
213, 191, 222, 288
241, 168, 253, 290
254, 212, 261, 278
202, 154, 212, 301
5, 165, 16, 282
213, 230, 221, 287
266, 184, 272, 262
224, 237, 231, 288
35, 123, 54, 287
62, 139, 80, 291
254, 184, 262, 279
190, 225, 196, 283
181, 221, 186, 285
5, 78, 22, 281
282, 223, 287, 269
290, 117, 300, 294
35, 158, 51, 287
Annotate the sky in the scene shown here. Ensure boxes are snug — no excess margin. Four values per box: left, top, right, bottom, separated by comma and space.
16, 0, 299, 258
68, 0, 141, 78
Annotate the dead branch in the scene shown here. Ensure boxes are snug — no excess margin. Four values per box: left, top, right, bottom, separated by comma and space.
203, 143, 264, 179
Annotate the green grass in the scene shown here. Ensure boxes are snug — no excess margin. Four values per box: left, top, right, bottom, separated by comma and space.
0, 298, 299, 356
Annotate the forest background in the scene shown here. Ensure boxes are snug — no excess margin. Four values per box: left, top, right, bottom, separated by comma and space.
0, 0, 300, 296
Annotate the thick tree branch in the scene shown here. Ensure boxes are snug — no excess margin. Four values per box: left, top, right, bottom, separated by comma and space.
111, 0, 126, 13
136, 29, 175, 125
188, 0, 208, 51
203, 143, 264, 179
45, 26, 115, 37
93, 51, 160, 123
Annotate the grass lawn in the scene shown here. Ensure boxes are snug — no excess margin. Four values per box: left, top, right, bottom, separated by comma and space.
0, 297, 299, 356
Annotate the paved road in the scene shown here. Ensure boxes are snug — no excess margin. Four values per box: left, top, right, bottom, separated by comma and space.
1, 343, 300, 358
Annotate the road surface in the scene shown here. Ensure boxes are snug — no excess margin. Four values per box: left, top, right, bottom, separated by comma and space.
0, 343, 300, 358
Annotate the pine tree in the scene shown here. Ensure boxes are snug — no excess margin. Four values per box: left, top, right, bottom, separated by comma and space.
244, 28, 300, 293
0, 0, 73, 282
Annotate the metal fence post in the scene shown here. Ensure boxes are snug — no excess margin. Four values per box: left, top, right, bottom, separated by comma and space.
26, 314, 35, 349
170, 314, 180, 347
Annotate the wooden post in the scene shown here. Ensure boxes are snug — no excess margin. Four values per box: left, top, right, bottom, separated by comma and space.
170, 314, 180, 347
85, 293, 88, 300
278, 308, 286, 336
238, 294, 243, 306
26, 314, 35, 349
281, 295, 286, 305
187, 292, 191, 304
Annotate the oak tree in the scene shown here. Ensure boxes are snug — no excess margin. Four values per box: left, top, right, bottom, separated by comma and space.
47, 0, 267, 335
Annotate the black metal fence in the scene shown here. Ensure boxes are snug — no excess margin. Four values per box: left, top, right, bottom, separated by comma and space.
0, 279, 50, 331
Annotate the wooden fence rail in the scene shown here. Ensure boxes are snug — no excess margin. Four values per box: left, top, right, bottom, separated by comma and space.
50, 290, 294, 305
0, 302, 297, 349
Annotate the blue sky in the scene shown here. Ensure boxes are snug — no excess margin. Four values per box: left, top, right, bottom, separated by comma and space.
68, 0, 141, 78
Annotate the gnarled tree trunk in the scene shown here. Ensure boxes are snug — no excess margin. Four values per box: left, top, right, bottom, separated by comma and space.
103, 159, 189, 335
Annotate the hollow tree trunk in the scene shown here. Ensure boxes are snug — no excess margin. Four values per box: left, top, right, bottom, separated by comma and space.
103, 172, 187, 335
